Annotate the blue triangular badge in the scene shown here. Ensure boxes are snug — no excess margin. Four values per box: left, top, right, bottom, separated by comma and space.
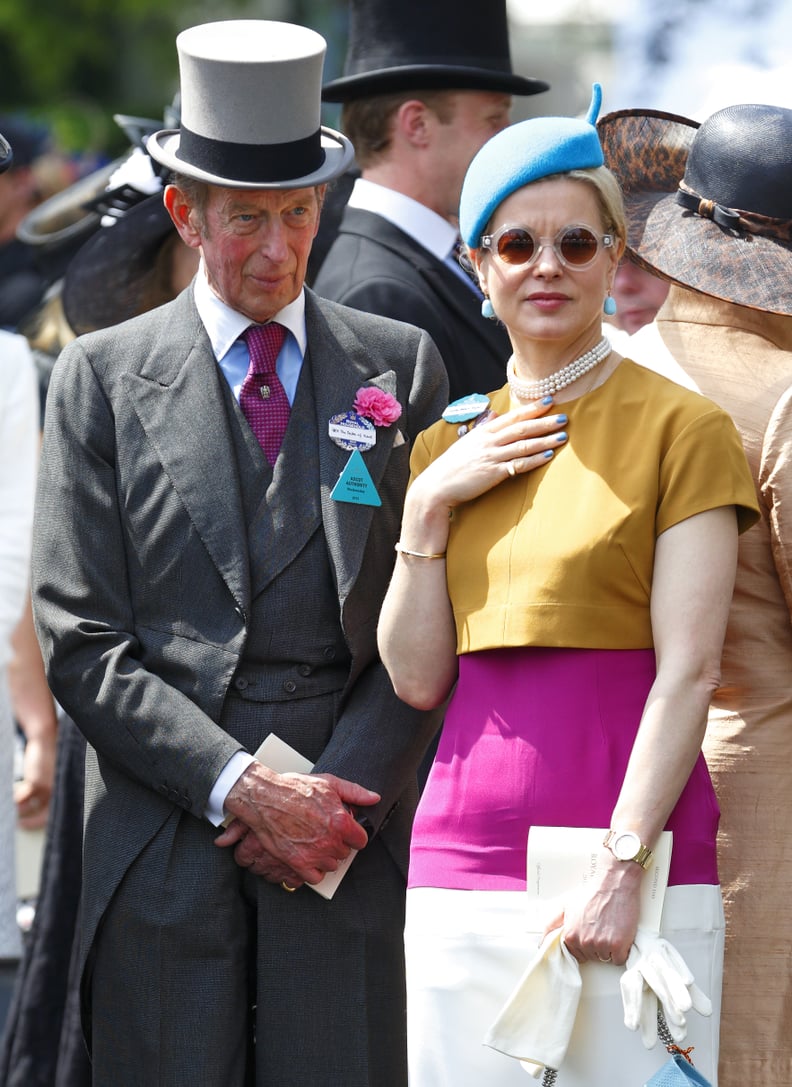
331, 448, 381, 506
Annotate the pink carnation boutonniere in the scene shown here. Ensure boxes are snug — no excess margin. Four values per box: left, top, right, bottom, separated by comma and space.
353, 386, 402, 428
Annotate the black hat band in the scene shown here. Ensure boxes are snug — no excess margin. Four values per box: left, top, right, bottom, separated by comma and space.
677, 180, 792, 243
344, 53, 514, 74
177, 125, 325, 183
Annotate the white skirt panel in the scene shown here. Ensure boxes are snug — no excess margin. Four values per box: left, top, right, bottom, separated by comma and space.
406, 884, 723, 1087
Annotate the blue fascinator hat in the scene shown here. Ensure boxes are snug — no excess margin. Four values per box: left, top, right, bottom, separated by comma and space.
460, 83, 605, 248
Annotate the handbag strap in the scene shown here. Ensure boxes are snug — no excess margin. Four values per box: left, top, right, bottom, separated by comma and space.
539, 1009, 696, 1085
656, 1009, 697, 1065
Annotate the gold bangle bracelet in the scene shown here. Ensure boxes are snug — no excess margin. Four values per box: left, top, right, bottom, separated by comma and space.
394, 541, 447, 560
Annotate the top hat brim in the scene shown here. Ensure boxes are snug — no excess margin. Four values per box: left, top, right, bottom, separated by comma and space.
598, 108, 792, 318
147, 126, 355, 189
322, 65, 549, 102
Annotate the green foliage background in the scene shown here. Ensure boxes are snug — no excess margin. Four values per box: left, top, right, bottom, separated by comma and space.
0, 0, 348, 157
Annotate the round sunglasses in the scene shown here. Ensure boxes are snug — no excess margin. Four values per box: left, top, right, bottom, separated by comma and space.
480, 224, 614, 269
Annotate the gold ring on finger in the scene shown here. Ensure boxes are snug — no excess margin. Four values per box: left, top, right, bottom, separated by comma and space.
281, 881, 298, 892
506, 460, 517, 478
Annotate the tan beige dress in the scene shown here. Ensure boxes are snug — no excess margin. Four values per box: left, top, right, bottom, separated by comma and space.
630, 287, 792, 1085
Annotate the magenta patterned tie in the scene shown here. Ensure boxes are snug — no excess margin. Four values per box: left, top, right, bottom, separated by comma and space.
240, 322, 289, 466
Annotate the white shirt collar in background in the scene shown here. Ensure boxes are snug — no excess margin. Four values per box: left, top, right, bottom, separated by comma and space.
348, 177, 459, 262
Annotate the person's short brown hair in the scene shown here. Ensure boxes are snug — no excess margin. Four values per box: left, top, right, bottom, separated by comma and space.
341, 89, 458, 168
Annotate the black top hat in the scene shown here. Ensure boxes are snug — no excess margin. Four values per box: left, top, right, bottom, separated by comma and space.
322, 0, 549, 102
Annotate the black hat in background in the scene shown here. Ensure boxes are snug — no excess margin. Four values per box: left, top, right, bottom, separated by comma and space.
61, 194, 177, 335
322, 0, 549, 102
598, 103, 792, 317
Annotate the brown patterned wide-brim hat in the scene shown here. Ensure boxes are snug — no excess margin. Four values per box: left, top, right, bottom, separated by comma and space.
597, 105, 792, 317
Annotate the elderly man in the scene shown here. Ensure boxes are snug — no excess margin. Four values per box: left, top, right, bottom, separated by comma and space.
314, 0, 549, 402
31, 20, 447, 1086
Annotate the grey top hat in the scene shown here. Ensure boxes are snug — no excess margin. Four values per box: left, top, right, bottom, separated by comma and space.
598, 103, 792, 317
148, 20, 354, 189
322, 0, 548, 102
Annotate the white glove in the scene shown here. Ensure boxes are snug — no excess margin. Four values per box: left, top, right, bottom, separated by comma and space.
620, 928, 712, 1048
484, 928, 582, 1077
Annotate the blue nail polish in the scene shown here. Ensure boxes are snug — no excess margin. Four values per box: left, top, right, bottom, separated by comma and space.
541, 396, 554, 406
543, 450, 554, 459
556, 414, 568, 425
556, 432, 568, 443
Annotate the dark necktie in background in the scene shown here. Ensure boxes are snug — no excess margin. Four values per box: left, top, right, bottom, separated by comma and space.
240, 322, 289, 465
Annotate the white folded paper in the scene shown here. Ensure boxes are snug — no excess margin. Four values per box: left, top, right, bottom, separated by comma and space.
234, 732, 357, 901
525, 826, 673, 934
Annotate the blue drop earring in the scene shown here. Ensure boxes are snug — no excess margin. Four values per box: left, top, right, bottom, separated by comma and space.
603, 294, 617, 316
481, 297, 496, 320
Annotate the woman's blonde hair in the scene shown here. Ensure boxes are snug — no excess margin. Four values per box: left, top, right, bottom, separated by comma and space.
565, 166, 627, 245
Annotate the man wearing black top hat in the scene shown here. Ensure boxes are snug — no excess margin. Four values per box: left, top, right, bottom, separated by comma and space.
31, 19, 448, 1086
313, 0, 549, 403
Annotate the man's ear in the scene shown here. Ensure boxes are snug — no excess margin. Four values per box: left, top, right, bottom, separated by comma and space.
397, 99, 433, 148
164, 185, 202, 249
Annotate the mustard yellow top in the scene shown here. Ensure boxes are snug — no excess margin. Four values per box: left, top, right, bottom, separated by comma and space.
410, 359, 760, 653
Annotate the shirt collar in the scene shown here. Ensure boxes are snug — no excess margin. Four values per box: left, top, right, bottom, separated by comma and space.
193, 260, 308, 361
348, 177, 459, 262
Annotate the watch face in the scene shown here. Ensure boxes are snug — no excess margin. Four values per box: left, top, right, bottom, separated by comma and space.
612, 831, 641, 861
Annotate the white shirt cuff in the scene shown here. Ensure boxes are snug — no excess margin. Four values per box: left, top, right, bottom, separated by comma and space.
205, 751, 257, 826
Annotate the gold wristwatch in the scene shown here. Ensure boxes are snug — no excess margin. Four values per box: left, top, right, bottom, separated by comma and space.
603, 829, 653, 870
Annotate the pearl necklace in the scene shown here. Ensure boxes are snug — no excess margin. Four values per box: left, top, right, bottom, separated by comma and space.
507, 336, 612, 400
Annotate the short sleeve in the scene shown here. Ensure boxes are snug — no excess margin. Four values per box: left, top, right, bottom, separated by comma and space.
657, 407, 760, 537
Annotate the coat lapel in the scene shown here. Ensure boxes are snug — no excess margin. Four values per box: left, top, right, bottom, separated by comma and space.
306, 291, 400, 603
340, 209, 509, 368
121, 295, 251, 616
121, 290, 399, 616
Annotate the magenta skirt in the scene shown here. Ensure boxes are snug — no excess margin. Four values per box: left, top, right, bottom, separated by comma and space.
408, 647, 719, 890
